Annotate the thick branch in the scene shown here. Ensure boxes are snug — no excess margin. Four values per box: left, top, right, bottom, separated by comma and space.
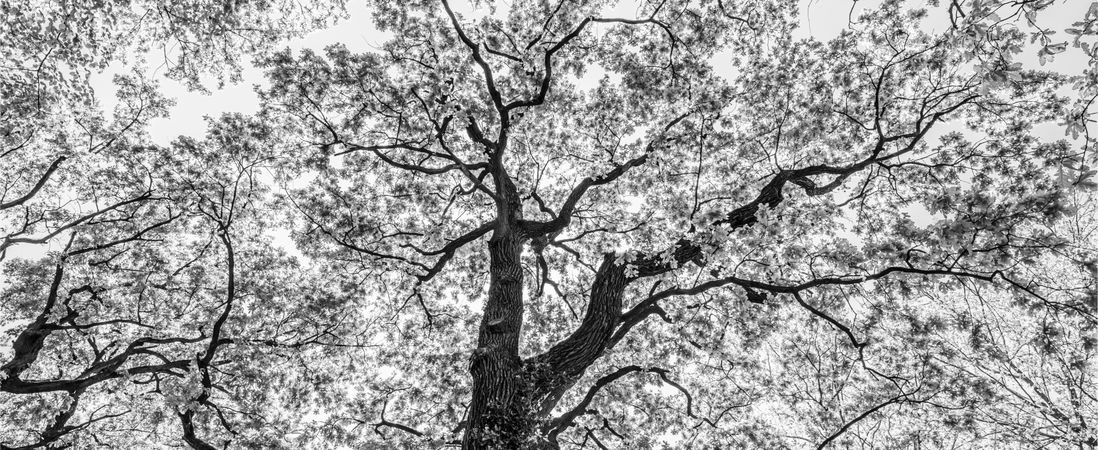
527, 255, 628, 410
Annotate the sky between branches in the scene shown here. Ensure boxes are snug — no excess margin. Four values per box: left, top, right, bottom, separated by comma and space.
7, 0, 1088, 262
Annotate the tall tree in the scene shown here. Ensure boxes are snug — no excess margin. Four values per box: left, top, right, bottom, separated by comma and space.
2, 0, 1096, 449
263, 0, 1095, 448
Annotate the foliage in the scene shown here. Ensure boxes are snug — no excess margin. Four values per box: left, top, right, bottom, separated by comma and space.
1, 0, 1095, 449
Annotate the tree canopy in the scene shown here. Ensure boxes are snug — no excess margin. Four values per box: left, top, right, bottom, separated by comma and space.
1, 0, 1096, 449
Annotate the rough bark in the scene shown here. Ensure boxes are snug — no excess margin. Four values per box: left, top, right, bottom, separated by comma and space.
526, 256, 627, 417
463, 152, 535, 448
464, 230, 529, 448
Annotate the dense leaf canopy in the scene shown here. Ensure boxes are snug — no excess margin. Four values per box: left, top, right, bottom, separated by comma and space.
1, 0, 1096, 449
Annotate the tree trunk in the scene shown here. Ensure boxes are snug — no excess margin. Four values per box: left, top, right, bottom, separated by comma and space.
463, 246, 633, 448
463, 221, 531, 448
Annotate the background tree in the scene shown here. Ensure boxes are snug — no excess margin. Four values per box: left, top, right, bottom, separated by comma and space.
1, 2, 347, 448
2, 0, 1096, 449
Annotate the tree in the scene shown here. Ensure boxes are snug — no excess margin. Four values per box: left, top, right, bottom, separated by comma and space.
1, 2, 345, 448
2, 0, 1096, 449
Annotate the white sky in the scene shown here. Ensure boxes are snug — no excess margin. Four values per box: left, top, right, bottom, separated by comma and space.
89, 1, 391, 146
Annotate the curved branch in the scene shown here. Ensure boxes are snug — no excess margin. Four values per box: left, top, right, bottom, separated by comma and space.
0, 190, 155, 257
545, 365, 645, 440
816, 393, 913, 449
792, 291, 866, 349
414, 221, 494, 282
178, 410, 217, 450
440, 0, 505, 112
0, 156, 65, 210
507, 13, 679, 112
373, 399, 424, 438
522, 112, 692, 239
